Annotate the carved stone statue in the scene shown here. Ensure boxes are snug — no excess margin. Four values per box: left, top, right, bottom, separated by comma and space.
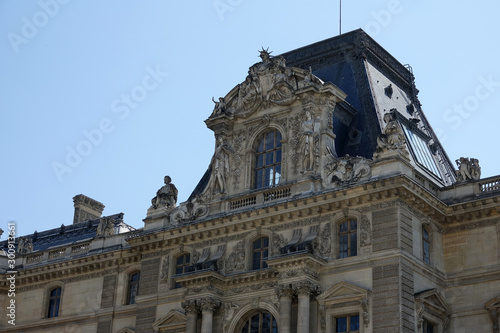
301, 110, 321, 172
455, 157, 481, 181
211, 97, 228, 116
151, 176, 178, 210
376, 112, 406, 152
96, 216, 115, 237
17, 236, 33, 254
209, 136, 231, 194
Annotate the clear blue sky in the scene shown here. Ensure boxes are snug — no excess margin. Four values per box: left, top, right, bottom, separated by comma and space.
1, 1, 499, 238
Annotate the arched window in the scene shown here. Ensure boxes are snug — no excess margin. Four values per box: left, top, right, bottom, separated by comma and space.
255, 130, 282, 189
241, 311, 278, 333
252, 237, 269, 270
47, 287, 62, 318
422, 226, 431, 265
339, 220, 357, 258
174, 253, 190, 288
126, 271, 140, 305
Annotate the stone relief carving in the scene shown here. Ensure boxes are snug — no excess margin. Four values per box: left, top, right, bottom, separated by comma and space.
170, 195, 209, 224
313, 223, 332, 257
290, 114, 303, 175
361, 297, 370, 327
375, 112, 408, 156
324, 148, 372, 188
223, 302, 240, 333
225, 241, 245, 273
455, 157, 481, 181
360, 215, 372, 247
96, 216, 115, 237
231, 129, 246, 191
151, 175, 178, 211
271, 233, 287, 256
160, 256, 169, 282
17, 236, 33, 254
301, 109, 321, 172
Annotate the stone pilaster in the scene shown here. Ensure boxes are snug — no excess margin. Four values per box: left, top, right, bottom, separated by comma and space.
182, 300, 199, 333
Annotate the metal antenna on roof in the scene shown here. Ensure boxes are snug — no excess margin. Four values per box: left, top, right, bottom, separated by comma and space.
339, 0, 342, 35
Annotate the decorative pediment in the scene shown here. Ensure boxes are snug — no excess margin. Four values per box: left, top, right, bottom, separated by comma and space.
317, 281, 370, 304
152, 309, 187, 332
206, 48, 345, 122
415, 289, 451, 331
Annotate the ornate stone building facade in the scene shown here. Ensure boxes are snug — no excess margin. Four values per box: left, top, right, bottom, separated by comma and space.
1, 29, 500, 333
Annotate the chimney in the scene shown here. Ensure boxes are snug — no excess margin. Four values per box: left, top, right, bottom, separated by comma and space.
73, 194, 105, 224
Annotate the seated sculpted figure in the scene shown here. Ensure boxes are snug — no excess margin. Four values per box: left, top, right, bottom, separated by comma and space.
152, 176, 178, 210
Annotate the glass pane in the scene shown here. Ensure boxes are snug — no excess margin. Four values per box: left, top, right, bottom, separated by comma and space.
423, 228, 429, 240
266, 152, 274, 165
351, 232, 357, 256
242, 321, 249, 333
263, 237, 269, 247
253, 252, 261, 270
276, 149, 282, 163
250, 314, 260, 332
257, 138, 264, 152
336, 317, 347, 332
351, 220, 357, 230
274, 165, 281, 185
276, 132, 282, 146
265, 132, 275, 150
177, 256, 184, 265
256, 170, 263, 189
265, 168, 272, 187
351, 315, 360, 330
256, 154, 264, 168
253, 239, 261, 249
340, 222, 348, 232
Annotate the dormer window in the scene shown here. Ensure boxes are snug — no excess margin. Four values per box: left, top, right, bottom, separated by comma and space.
255, 130, 282, 189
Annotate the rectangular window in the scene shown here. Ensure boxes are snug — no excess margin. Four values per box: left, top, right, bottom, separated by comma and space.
336, 315, 360, 333
47, 287, 62, 318
339, 220, 357, 258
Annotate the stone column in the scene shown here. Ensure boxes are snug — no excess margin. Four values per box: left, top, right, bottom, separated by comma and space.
200, 297, 220, 333
296, 284, 311, 333
295, 281, 320, 333
277, 285, 294, 333
182, 300, 198, 333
